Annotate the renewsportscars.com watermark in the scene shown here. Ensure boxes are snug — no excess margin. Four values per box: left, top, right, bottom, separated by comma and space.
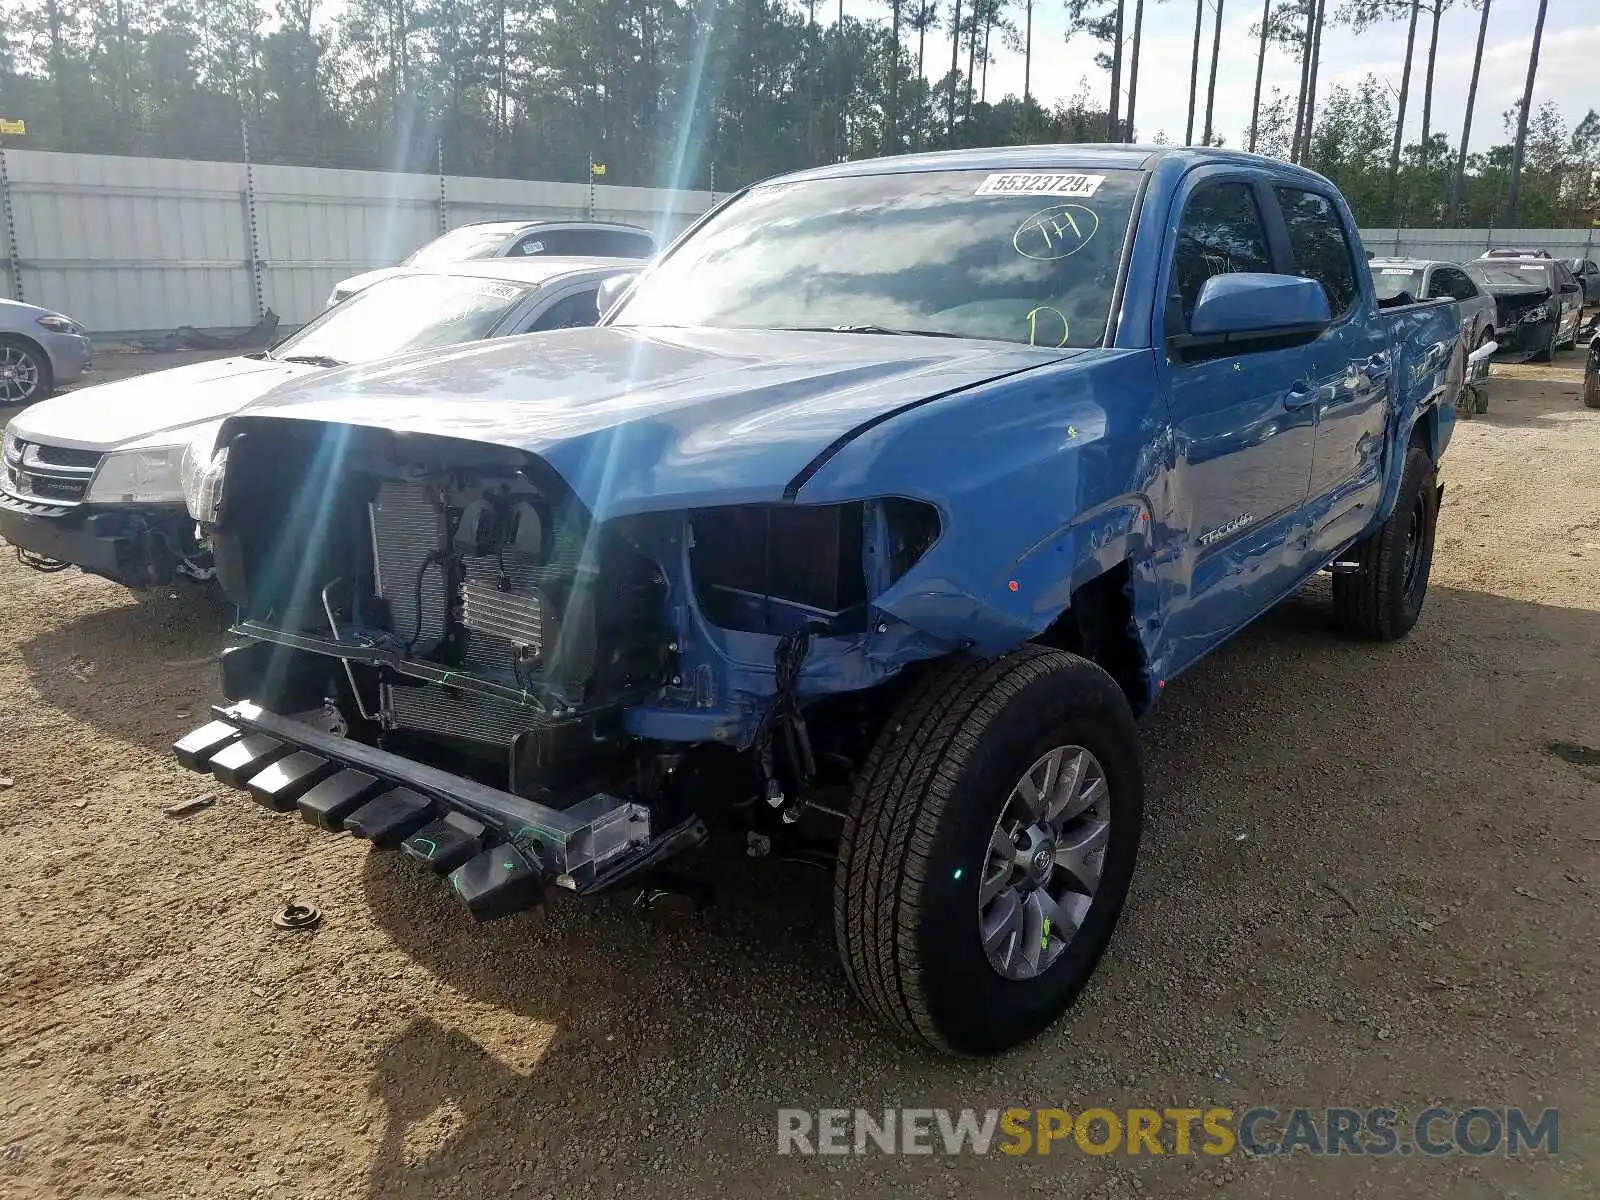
777, 1107, 1560, 1158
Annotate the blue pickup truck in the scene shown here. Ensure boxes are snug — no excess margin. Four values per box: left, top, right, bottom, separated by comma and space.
172, 146, 1463, 1054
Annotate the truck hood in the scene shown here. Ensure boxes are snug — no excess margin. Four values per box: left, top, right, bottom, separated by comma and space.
9, 355, 323, 452
234, 326, 1076, 518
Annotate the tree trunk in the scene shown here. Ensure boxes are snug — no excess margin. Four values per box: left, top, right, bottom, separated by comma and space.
915, 10, 930, 148
1248, 0, 1269, 152
1505, 0, 1548, 222
1185, 0, 1203, 144
1108, 0, 1124, 140
888, 0, 902, 150
980, 13, 992, 103
1384, 0, 1420, 223
1124, 0, 1144, 141
1289, 0, 1314, 159
1447, 0, 1490, 220
1299, 0, 1326, 163
947, 0, 962, 143
964, 5, 977, 120
1023, 0, 1033, 104
1202, 0, 1223, 145
1419, 0, 1441, 150
496, 0, 507, 150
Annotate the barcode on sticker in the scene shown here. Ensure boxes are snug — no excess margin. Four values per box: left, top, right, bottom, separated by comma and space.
975, 172, 1105, 198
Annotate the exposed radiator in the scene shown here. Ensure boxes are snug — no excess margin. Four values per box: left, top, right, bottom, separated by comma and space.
385, 684, 536, 748
369, 478, 587, 748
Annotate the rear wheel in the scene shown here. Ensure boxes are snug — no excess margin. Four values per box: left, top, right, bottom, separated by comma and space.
1331, 444, 1438, 641
833, 646, 1143, 1054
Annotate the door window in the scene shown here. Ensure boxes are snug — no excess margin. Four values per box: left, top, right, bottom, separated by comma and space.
1429, 267, 1476, 301
1274, 187, 1359, 316
1168, 181, 1275, 334
528, 289, 602, 331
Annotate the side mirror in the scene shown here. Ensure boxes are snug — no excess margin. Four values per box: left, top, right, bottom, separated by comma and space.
1187, 272, 1333, 339
595, 271, 639, 321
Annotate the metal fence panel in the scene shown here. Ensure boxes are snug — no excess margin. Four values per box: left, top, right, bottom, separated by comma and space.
0, 146, 1592, 338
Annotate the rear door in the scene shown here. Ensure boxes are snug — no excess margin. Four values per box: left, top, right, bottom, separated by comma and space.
1270, 185, 1390, 558
1154, 171, 1319, 662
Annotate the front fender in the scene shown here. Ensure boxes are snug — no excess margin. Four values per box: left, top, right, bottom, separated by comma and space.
797, 350, 1167, 654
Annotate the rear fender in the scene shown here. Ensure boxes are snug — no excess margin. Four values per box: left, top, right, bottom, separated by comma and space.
1376, 312, 1459, 523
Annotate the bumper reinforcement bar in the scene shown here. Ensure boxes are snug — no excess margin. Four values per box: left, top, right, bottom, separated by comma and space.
171, 700, 690, 918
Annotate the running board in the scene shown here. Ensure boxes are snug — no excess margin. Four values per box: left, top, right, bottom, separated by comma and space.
173, 700, 655, 902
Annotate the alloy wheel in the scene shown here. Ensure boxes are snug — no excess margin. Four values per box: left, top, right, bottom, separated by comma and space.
978, 745, 1112, 982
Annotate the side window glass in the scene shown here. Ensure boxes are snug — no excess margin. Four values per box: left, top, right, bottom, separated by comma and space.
1425, 270, 1450, 300
1169, 182, 1274, 331
1450, 270, 1479, 301
1274, 187, 1359, 315
529, 290, 601, 331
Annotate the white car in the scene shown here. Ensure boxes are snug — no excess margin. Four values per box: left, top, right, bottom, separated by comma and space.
1, 257, 633, 588
327, 220, 656, 307
1368, 257, 1498, 355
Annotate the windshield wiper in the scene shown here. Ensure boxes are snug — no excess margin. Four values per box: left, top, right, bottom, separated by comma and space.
780, 324, 972, 339
275, 354, 348, 367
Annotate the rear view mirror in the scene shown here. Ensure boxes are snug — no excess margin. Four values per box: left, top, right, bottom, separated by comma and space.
596, 271, 639, 321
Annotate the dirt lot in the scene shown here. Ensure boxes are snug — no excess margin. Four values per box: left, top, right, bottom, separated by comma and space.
2, 358, 1598, 1200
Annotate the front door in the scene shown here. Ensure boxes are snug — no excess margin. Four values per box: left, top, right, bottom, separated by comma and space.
1155, 175, 1317, 670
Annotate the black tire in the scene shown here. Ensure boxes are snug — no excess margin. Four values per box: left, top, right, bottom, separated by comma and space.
1331, 443, 1438, 641
1532, 325, 1558, 363
833, 646, 1143, 1054
0, 336, 53, 405
1584, 363, 1600, 410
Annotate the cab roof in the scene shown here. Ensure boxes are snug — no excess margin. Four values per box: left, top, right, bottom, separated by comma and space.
766, 144, 1332, 187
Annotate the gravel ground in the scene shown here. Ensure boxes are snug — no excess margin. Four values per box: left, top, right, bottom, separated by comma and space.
2, 358, 1597, 1199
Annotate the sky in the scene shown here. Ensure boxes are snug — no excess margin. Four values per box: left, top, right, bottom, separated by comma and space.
924, 0, 1595, 153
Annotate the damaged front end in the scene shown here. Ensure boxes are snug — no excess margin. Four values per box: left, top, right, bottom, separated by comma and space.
175, 418, 948, 916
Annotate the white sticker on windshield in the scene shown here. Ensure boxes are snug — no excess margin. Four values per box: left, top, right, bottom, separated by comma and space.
1380, 268, 1415, 275
975, 172, 1105, 198
1519, 264, 1546, 270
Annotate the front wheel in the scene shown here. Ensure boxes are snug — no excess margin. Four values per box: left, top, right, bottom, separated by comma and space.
833, 646, 1143, 1054
0, 337, 52, 405
1331, 444, 1439, 641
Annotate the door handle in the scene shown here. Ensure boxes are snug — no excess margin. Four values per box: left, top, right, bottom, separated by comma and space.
1282, 383, 1316, 410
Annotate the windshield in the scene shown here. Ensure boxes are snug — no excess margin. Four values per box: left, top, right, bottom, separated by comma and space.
611, 168, 1144, 348
403, 224, 523, 266
272, 273, 532, 364
1371, 267, 1424, 302
1466, 262, 1552, 290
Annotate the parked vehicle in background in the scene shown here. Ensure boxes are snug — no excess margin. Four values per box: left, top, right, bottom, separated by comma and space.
172, 146, 1462, 1055
0, 298, 93, 406
326, 220, 657, 305
1370, 257, 1497, 356
1564, 258, 1599, 307
1464, 257, 1584, 362
1585, 331, 1600, 409
1, 257, 634, 588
